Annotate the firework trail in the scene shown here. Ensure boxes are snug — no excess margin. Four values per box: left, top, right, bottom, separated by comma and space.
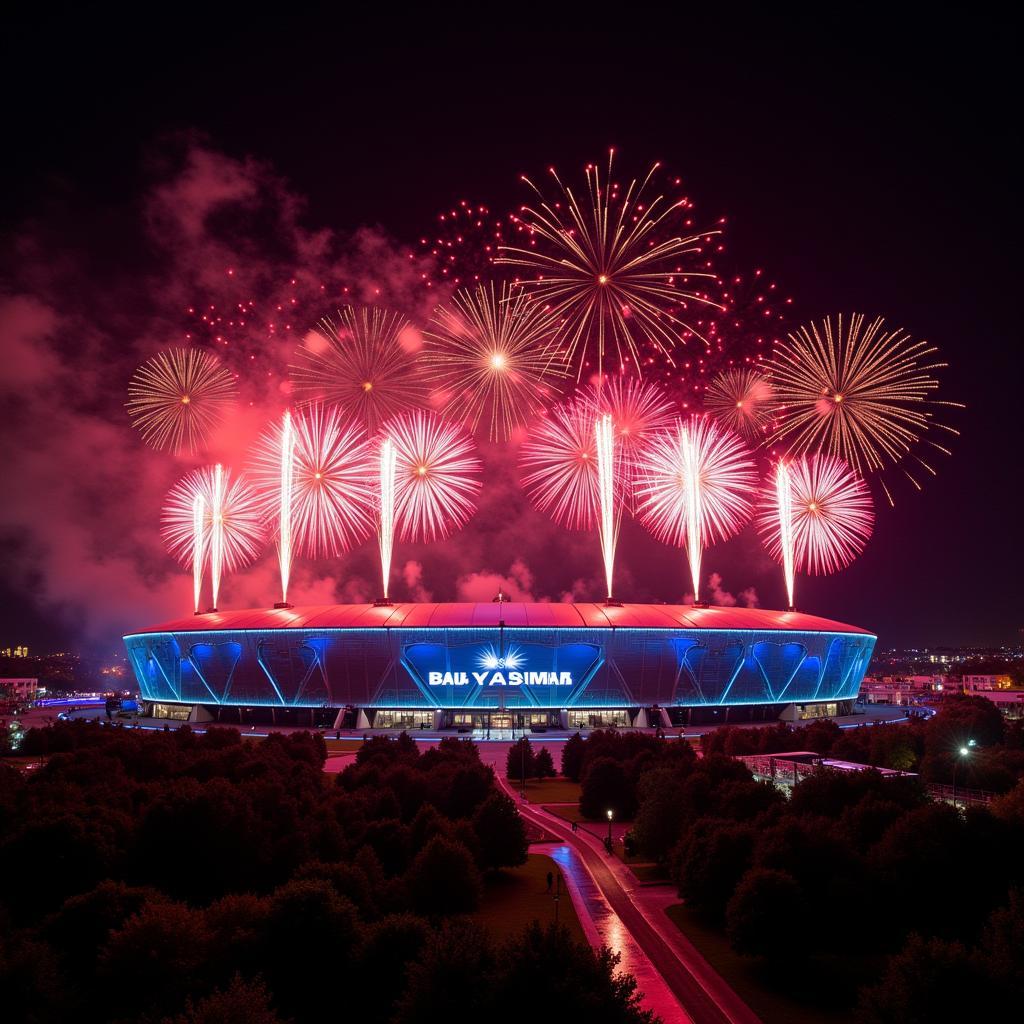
191, 493, 205, 614
163, 465, 264, 611
768, 314, 962, 502
595, 414, 619, 600
377, 438, 397, 601
757, 455, 874, 600
423, 282, 568, 440
519, 398, 601, 531
704, 368, 776, 442
384, 410, 482, 542
277, 411, 295, 605
209, 464, 226, 609
126, 348, 237, 454
774, 462, 796, 608
250, 406, 375, 563
636, 416, 758, 603
290, 305, 427, 433
497, 151, 720, 379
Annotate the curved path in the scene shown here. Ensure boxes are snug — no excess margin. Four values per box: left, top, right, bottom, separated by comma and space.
497, 775, 760, 1024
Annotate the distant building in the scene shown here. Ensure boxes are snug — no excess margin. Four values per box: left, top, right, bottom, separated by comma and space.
859, 674, 947, 705
969, 689, 1024, 719
962, 674, 1013, 693
0, 646, 29, 658
0, 677, 39, 703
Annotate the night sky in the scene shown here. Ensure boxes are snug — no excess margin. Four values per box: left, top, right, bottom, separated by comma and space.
1, 10, 1019, 654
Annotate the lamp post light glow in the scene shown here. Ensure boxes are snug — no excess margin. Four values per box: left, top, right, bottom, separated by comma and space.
606, 808, 614, 850
952, 743, 972, 809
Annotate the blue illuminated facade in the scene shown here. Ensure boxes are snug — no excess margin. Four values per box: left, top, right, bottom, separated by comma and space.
124, 613, 875, 724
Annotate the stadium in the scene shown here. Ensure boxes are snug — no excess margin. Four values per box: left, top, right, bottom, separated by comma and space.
123, 602, 876, 731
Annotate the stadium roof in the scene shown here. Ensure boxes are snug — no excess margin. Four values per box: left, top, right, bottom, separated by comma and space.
129, 603, 873, 636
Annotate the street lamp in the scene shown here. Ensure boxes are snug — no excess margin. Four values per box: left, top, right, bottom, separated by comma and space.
606, 808, 613, 851
952, 744, 971, 809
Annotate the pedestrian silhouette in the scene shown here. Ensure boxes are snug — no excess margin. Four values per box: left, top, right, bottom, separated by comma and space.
546, 871, 553, 892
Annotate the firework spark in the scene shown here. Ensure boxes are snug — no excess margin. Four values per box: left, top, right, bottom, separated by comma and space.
290, 305, 427, 433
414, 199, 513, 291
704, 368, 776, 441
636, 416, 758, 602
519, 398, 601, 531
384, 411, 482, 542
162, 464, 264, 610
757, 455, 874, 595
497, 151, 720, 378
769, 314, 962, 501
423, 282, 568, 440
127, 348, 237, 454
250, 405, 374, 561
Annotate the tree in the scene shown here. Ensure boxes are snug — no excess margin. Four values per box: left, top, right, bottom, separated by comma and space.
857, 934, 986, 1024
534, 747, 556, 779
506, 736, 535, 783
166, 975, 286, 1024
489, 922, 657, 1023
561, 732, 586, 781
725, 868, 807, 958
673, 820, 756, 921
472, 792, 527, 872
406, 836, 482, 915
580, 757, 635, 820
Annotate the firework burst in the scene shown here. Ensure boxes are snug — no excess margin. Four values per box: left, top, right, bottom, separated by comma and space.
497, 151, 720, 379
250, 405, 374, 562
636, 416, 758, 602
162, 464, 264, 609
519, 398, 602, 530
757, 455, 874, 604
577, 376, 677, 508
769, 314, 962, 501
126, 348, 237, 454
704, 368, 776, 441
290, 305, 427, 433
423, 282, 568, 440
384, 411, 482, 541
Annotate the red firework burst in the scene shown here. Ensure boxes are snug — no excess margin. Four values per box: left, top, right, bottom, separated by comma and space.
290, 305, 427, 433
757, 454, 874, 576
249, 405, 375, 559
704, 367, 776, 442
383, 411, 483, 541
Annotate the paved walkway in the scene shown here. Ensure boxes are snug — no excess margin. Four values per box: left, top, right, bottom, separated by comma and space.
495, 774, 761, 1024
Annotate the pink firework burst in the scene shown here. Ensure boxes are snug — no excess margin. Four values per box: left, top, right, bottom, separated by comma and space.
290, 305, 427, 433
636, 416, 758, 601
704, 367, 776, 442
384, 411, 483, 541
250, 405, 375, 559
519, 398, 603, 531
577, 376, 678, 506
757, 454, 874, 576
162, 465, 264, 609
